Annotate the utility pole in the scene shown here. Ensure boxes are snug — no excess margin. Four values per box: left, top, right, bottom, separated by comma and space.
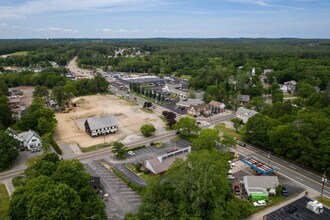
321, 171, 327, 198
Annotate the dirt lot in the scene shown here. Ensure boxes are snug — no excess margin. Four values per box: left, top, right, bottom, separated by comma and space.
54, 94, 165, 148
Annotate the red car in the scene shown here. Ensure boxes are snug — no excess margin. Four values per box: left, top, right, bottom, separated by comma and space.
234, 185, 241, 195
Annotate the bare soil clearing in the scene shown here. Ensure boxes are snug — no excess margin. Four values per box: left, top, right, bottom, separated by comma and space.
54, 94, 165, 148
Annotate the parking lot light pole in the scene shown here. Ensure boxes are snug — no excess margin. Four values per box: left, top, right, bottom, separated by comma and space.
321, 171, 327, 198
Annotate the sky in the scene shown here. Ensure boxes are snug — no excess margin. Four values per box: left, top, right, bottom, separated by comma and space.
0, 0, 329, 39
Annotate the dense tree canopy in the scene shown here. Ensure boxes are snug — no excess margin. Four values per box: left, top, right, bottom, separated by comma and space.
0, 131, 19, 171
135, 150, 252, 219
9, 153, 106, 220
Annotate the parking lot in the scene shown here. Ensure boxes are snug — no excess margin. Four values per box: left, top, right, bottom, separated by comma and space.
86, 161, 141, 220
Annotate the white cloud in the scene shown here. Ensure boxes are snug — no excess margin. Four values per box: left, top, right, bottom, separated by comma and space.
37, 27, 78, 33
101, 28, 139, 33
0, 0, 168, 19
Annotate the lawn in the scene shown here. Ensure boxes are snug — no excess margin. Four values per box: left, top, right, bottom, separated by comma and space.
316, 196, 330, 207
8, 51, 28, 56
251, 195, 287, 213
0, 184, 10, 220
79, 143, 112, 153
26, 155, 43, 166
214, 123, 243, 141
126, 164, 153, 182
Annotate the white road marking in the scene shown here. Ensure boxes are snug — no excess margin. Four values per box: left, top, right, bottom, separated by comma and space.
296, 176, 304, 181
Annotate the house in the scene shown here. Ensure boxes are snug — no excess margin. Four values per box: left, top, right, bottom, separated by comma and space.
237, 95, 250, 105
187, 103, 211, 117
7, 128, 42, 151
84, 115, 118, 137
176, 99, 204, 110
243, 176, 279, 197
143, 147, 191, 175
20, 130, 42, 151
209, 100, 226, 114
236, 107, 258, 123
280, 80, 297, 94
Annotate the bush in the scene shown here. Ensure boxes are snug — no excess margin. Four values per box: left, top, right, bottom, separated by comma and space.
50, 136, 62, 155
140, 124, 156, 137
129, 145, 146, 151
12, 176, 27, 188
135, 163, 142, 173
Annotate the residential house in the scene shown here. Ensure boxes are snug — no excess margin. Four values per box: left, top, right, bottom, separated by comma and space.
7, 128, 42, 151
20, 130, 42, 151
280, 80, 297, 94
209, 100, 226, 114
84, 115, 118, 137
236, 107, 258, 123
187, 103, 211, 117
144, 147, 191, 175
243, 176, 279, 197
237, 95, 251, 105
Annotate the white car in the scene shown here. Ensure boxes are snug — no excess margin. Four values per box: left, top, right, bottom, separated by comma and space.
127, 151, 135, 156
227, 175, 235, 180
227, 169, 233, 175
253, 200, 266, 207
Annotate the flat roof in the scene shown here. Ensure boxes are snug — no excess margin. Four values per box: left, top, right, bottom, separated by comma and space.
241, 157, 277, 174
264, 196, 330, 220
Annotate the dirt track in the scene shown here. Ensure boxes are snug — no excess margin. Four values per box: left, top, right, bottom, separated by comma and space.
54, 94, 165, 148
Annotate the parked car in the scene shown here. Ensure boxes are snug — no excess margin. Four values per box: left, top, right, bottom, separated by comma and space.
239, 142, 246, 147
268, 189, 276, 196
253, 200, 266, 207
127, 151, 135, 156
227, 175, 235, 180
196, 121, 201, 125
281, 187, 289, 196
227, 169, 233, 175
234, 184, 241, 195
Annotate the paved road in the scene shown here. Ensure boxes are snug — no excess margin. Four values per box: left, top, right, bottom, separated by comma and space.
235, 144, 330, 198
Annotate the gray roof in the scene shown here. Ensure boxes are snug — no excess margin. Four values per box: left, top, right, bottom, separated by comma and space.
176, 99, 204, 108
85, 115, 118, 131
243, 176, 279, 189
20, 130, 40, 142
236, 107, 258, 118
238, 94, 250, 102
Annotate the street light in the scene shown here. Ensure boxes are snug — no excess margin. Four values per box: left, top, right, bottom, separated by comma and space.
268, 153, 271, 166
321, 171, 328, 198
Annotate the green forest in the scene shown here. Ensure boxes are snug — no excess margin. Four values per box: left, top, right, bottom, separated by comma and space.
0, 38, 329, 175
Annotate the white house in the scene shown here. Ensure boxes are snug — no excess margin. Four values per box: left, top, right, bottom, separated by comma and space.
7, 128, 42, 151
280, 80, 297, 94
236, 107, 258, 123
20, 130, 42, 151
162, 83, 187, 100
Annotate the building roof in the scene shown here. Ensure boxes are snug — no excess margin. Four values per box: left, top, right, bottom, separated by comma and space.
145, 147, 191, 174
20, 130, 40, 142
6, 127, 20, 136
189, 103, 211, 112
85, 115, 118, 131
176, 99, 204, 108
238, 94, 250, 102
236, 107, 258, 118
243, 176, 279, 189
264, 196, 330, 220
209, 100, 226, 108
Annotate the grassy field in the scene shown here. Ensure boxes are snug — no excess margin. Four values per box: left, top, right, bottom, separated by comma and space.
316, 196, 330, 207
26, 155, 43, 166
0, 184, 10, 220
8, 51, 28, 56
214, 123, 243, 141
